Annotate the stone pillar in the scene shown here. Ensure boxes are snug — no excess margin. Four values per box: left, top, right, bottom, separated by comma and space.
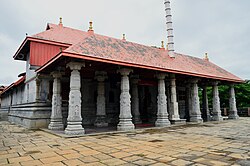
94, 71, 108, 127
131, 75, 142, 124
35, 78, 41, 102
65, 62, 85, 135
228, 84, 239, 119
202, 86, 211, 121
169, 74, 180, 121
48, 72, 64, 130
155, 73, 170, 127
212, 82, 223, 121
185, 84, 191, 121
189, 79, 203, 123
117, 68, 134, 131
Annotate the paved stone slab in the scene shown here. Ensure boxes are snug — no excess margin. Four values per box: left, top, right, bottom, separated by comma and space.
0, 118, 249, 165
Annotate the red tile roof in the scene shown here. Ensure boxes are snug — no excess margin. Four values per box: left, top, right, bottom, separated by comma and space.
31, 23, 242, 82
1, 76, 25, 95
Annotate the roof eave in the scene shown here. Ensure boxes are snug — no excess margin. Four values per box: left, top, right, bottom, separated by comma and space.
13, 36, 71, 61
36, 51, 244, 83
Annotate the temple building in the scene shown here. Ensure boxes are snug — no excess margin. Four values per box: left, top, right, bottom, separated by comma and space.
0, 1, 243, 135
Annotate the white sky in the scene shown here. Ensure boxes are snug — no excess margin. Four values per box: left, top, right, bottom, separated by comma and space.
0, 0, 249, 85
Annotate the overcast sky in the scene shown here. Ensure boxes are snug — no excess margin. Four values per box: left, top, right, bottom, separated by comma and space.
0, 0, 249, 85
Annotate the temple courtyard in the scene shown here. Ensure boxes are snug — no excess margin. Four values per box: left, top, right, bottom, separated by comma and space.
0, 118, 249, 166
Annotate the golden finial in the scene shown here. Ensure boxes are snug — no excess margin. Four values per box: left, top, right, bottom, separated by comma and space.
89, 21, 93, 31
122, 34, 126, 40
161, 41, 164, 48
166, 43, 169, 50
204, 53, 209, 61
59, 17, 62, 24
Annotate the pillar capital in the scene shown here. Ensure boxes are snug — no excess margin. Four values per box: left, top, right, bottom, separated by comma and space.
67, 61, 85, 71
95, 71, 107, 82
229, 83, 235, 88
170, 73, 175, 79
190, 78, 199, 84
212, 81, 220, 86
51, 71, 63, 78
156, 73, 167, 80
117, 68, 133, 76
131, 75, 140, 84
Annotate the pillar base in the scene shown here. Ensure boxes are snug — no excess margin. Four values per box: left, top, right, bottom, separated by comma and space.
133, 116, 142, 124
203, 115, 212, 122
65, 122, 85, 135
169, 116, 181, 121
228, 114, 239, 120
155, 118, 171, 127
94, 116, 108, 127
170, 119, 186, 125
48, 119, 64, 130
211, 115, 223, 121
190, 116, 203, 123
117, 119, 135, 131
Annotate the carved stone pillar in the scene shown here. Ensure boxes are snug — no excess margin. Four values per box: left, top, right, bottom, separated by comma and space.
202, 86, 211, 121
228, 84, 239, 119
94, 71, 108, 127
212, 82, 223, 121
48, 72, 64, 130
155, 73, 170, 127
117, 68, 134, 131
190, 79, 203, 123
65, 62, 85, 135
169, 74, 180, 120
131, 75, 142, 124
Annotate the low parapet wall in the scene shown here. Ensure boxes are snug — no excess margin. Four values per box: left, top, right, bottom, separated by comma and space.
7, 102, 51, 129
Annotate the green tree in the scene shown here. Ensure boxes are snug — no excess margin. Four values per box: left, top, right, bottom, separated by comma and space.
234, 80, 250, 107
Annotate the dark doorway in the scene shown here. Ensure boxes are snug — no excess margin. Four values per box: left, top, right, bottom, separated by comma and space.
139, 86, 152, 123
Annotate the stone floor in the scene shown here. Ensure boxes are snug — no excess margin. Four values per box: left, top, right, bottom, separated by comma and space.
0, 118, 250, 166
